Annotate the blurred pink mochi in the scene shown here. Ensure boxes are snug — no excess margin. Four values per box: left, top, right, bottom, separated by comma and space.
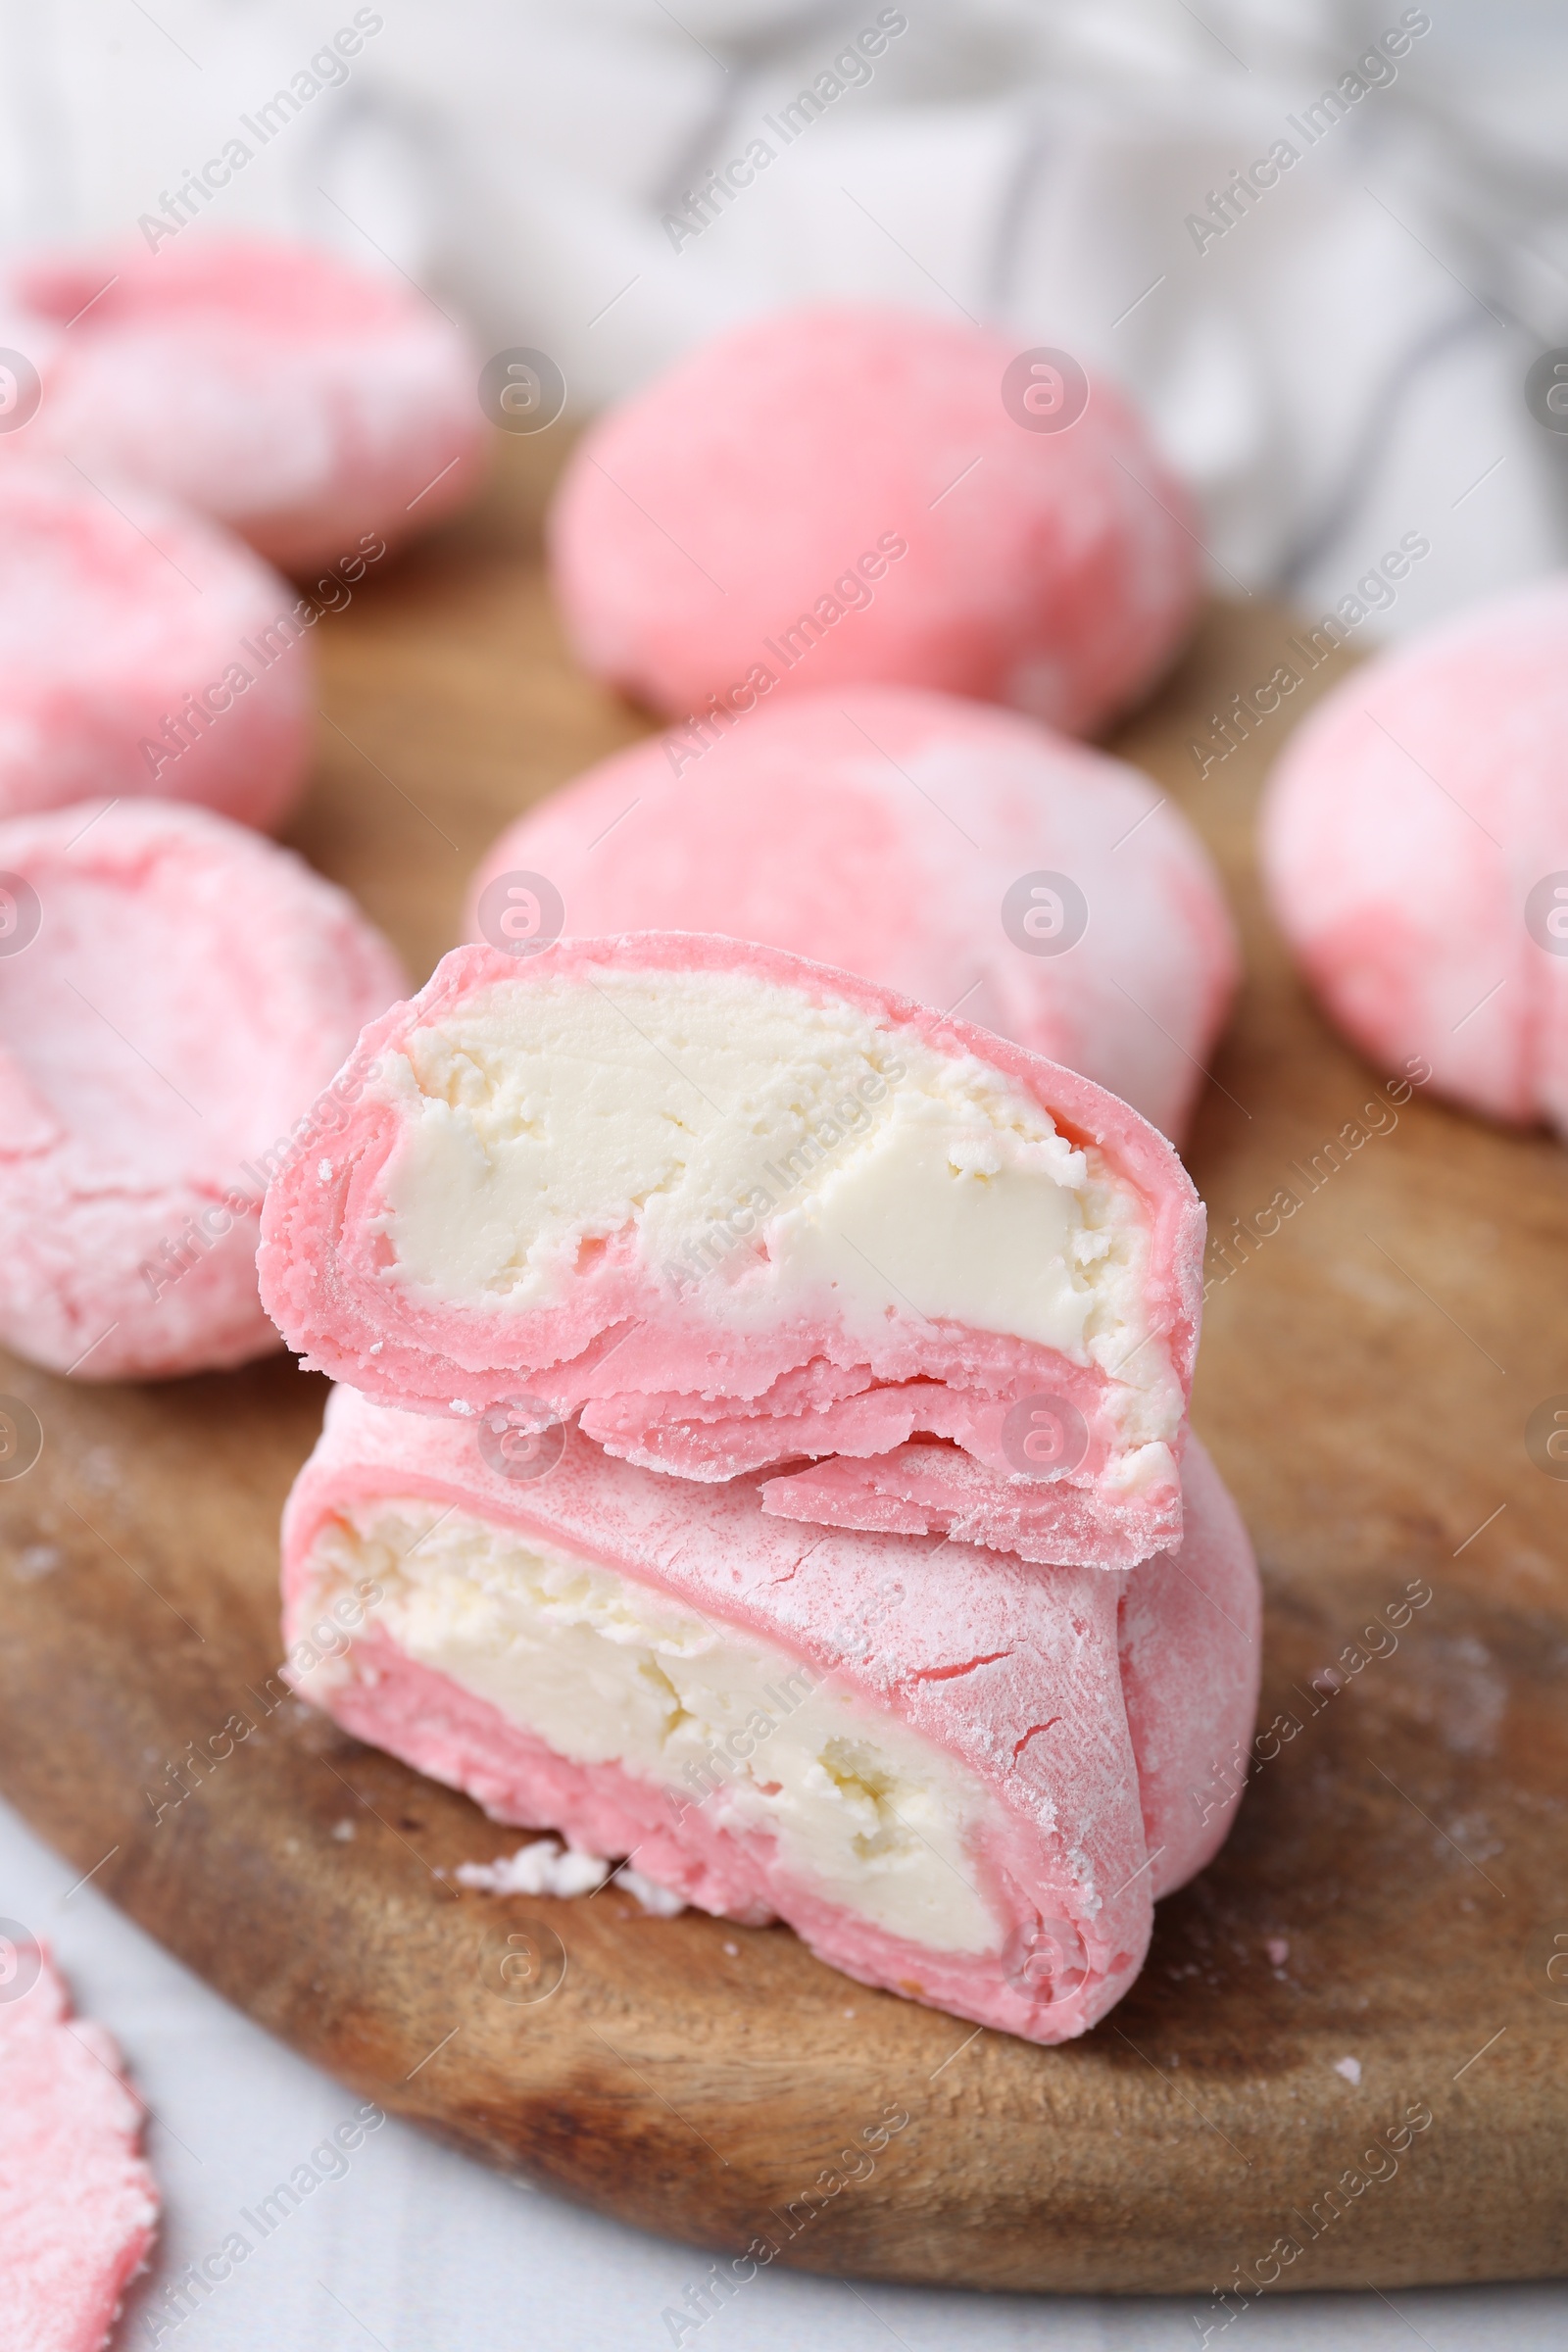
2, 237, 486, 571
0, 1938, 159, 2352
1260, 576, 1568, 1134
258, 933, 1205, 1571
549, 305, 1201, 737
0, 464, 311, 827
282, 1389, 1260, 2045
0, 798, 406, 1380
469, 686, 1238, 1146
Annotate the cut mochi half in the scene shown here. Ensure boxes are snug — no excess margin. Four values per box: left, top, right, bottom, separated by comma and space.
282, 1386, 1261, 2045
259, 936, 1206, 1569
0, 1939, 159, 2352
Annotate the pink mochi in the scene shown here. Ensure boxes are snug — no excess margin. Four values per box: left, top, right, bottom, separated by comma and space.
282, 1388, 1261, 2045
0, 464, 312, 827
469, 686, 1238, 1145
549, 305, 1201, 737
1260, 576, 1568, 1132
0, 1939, 159, 2352
0, 798, 406, 1379
258, 933, 1205, 1570
3, 237, 486, 570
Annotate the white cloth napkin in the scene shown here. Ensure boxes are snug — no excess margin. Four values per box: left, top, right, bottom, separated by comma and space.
2, 0, 1567, 636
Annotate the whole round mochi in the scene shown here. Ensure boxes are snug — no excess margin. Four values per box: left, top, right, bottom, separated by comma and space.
0, 798, 407, 1380
469, 687, 1238, 1144
549, 304, 1200, 736
0, 1938, 159, 2352
3, 237, 486, 570
1260, 576, 1568, 1133
0, 464, 312, 827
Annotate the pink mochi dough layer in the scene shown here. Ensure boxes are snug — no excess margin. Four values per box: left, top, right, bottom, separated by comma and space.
282, 1388, 1260, 2046
1260, 575, 1568, 1133
258, 933, 1205, 1570
0, 1940, 159, 2352
0, 798, 407, 1380
2, 237, 487, 571
549, 304, 1201, 737
469, 685, 1239, 1146
0, 463, 312, 828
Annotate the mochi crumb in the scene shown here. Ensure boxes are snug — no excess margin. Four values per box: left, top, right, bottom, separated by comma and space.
457, 1838, 610, 1897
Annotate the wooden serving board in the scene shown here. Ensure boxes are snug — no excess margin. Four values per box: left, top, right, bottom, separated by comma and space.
2, 436, 1565, 2298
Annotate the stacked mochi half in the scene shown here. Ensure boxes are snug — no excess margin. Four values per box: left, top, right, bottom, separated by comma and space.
263, 923, 1259, 2045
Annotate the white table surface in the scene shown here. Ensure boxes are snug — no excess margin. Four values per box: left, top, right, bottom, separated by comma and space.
4, 1802, 1561, 2352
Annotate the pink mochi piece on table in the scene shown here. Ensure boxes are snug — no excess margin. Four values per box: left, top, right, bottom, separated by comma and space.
1260, 575, 1568, 1136
468, 684, 1239, 1146
549, 304, 1200, 738
282, 1387, 1260, 2045
258, 933, 1205, 1569
0, 1938, 159, 2352
0, 463, 312, 828
0, 798, 406, 1380
2, 237, 486, 571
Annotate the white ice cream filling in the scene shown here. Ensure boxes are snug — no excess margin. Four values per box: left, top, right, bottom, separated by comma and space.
302, 1500, 1008, 1956
368, 968, 1178, 1460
